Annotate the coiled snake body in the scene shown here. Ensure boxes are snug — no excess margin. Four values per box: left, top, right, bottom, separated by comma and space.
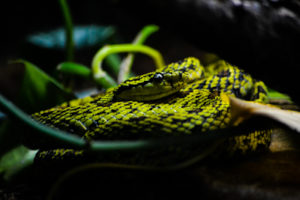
32, 57, 271, 165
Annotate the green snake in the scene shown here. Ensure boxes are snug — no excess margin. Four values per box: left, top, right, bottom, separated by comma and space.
32, 57, 271, 165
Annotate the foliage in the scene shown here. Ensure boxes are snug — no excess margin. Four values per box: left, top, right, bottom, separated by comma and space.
15, 59, 74, 113
0, 0, 293, 182
0, 21, 162, 180
0, 146, 37, 181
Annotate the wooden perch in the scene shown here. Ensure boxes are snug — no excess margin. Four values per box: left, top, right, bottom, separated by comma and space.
229, 96, 300, 133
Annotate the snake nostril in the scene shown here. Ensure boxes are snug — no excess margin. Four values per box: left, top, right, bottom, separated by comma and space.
153, 73, 164, 83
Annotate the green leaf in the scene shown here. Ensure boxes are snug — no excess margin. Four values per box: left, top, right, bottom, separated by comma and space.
26, 25, 116, 50
57, 62, 92, 79
0, 145, 37, 181
268, 88, 292, 102
15, 59, 74, 113
0, 60, 74, 156
58, 0, 74, 61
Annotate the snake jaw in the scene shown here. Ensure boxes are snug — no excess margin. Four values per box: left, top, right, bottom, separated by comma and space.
118, 89, 178, 101
115, 79, 183, 101
114, 57, 205, 101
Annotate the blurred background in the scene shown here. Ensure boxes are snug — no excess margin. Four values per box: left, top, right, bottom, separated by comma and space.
1, 0, 300, 103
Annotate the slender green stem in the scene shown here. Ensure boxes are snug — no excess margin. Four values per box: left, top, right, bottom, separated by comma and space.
59, 0, 74, 61
133, 25, 159, 44
0, 94, 85, 148
92, 44, 165, 88
118, 25, 159, 83
0, 94, 159, 151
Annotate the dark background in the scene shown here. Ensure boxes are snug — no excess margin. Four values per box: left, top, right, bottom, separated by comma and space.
2, 0, 300, 104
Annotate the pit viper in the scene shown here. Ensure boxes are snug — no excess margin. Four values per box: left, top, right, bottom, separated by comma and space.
32, 57, 272, 165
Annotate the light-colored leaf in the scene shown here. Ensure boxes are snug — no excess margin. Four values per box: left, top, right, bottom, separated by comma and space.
0, 145, 37, 181
27, 25, 115, 50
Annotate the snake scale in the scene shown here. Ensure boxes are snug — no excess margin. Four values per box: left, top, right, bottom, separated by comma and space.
32, 57, 272, 165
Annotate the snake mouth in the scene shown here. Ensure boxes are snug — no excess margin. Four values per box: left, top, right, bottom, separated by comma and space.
117, 86, 179, 101
128, 89, 178, 101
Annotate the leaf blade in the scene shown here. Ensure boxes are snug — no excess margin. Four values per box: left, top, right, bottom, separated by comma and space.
14, 59, 74, 112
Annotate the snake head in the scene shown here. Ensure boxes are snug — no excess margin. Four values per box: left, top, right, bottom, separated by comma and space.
114, 57, 205, 101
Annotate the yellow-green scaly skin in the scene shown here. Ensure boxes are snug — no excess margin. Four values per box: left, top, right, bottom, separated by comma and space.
32, 57, 271, 164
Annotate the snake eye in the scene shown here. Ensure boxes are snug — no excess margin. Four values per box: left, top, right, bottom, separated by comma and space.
153, 73, 164, 83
